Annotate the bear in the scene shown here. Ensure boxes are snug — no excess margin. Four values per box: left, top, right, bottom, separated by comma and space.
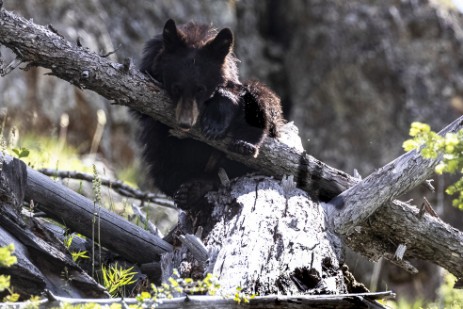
133, 19, 285, 209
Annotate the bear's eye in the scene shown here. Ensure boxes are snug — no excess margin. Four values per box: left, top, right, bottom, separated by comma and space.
195, 85, 207, 96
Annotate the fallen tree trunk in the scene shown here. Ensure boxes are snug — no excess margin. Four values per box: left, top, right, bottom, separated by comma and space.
2, 154, 173, 263
7, 291, 395, 308
327, 116, 463, 279
0, 155, 107, 298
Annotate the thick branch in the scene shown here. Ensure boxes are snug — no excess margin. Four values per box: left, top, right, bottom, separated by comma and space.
325, 116, 463, 278
331, 115, 463, 234
0, 7, 355, 201
375, 200, 463, 277
21, 291, 395, 308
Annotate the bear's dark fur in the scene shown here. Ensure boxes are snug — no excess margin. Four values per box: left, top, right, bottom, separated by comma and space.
134, 19, 285, 208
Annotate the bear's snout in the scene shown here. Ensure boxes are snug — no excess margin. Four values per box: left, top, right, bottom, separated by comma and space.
175, 98, 200, 131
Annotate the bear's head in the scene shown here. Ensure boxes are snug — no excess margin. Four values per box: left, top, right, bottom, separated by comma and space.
159, 19, 235, 131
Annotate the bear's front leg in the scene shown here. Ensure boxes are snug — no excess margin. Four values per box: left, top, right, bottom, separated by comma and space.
200, 89, 240, 139
173, 178, 217, 210
228, 125, 267, 157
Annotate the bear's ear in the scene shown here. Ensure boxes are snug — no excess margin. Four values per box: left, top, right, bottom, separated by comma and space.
205, 28, 234, 62
163, 19, 184, 51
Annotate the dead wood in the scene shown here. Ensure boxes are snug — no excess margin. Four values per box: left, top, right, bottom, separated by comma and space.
14, 154, 173, 262
163, 176, 349, 296
37, 168, 175, 209
8, 291, 395, 308
0, 155, 107, 298
327, 116, 463, 278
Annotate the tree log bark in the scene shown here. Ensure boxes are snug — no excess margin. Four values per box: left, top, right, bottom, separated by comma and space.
162, 176, 356, 297
326, 116, 463, 279
348, 199, 463, 277
0, 155, 107, 298
0, 154, 174, 263
205, 177, 346, 295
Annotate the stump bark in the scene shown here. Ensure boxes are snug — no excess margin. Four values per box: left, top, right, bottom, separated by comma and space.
166, 176, 352, 296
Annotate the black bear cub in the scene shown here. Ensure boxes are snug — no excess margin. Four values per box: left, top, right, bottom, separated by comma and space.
134, 19, 285, 208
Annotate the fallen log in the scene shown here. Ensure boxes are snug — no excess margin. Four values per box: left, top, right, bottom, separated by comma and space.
6, 291, 396, 308
0, 155, 107, 298
2, 154, 173, 264
327, 116, 463, 279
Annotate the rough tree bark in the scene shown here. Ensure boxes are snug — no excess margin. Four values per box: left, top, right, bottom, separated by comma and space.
24, 155, 173, 262
163, 176, 350, 296
205, 177, 346, 295
1, 5, 463, 305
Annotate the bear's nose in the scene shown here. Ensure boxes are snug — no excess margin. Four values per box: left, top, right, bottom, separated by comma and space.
178, 123, 192, 131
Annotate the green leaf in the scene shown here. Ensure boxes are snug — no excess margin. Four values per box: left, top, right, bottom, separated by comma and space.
11, 147, 30, 159
0, 244, 17, 267
404, 122, 463, 210
0, 275, 11, 292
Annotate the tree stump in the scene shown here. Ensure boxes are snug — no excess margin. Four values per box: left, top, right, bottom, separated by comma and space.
167, 176, 350, 296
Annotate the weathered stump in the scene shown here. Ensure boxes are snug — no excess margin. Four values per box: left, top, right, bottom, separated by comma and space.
168, 176, 349, 296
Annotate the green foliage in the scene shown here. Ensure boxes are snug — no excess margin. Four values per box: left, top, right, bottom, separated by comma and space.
403, 121, 463, 209
438, 272, 463, 308
135, 271, 256, 307
0, 244, 17, 268
63, 233, 89, 263
71, 250, 90, 263
0, 244, 17, 294
0, 275, 11, 293
383, 271, 463, 309
101, 263, 137, 297
11, 147, 30, 159
176, 272, 221, 296
233, 286, 256, 304
0, 244, 20, 302
135, 271, 221, 307
3, 133, 92, 172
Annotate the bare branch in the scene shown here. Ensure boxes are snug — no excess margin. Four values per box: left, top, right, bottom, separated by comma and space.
37, 168, 176, 209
